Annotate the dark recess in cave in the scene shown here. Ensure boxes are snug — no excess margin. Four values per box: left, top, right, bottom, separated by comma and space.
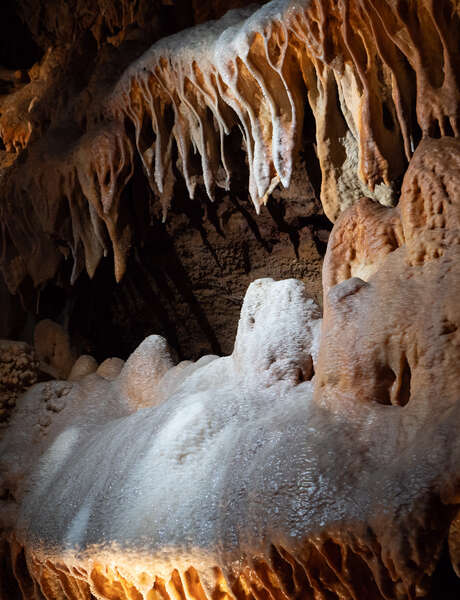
29, 111, 327, 362
430, 540, 460, 599
0, 0, 43, 70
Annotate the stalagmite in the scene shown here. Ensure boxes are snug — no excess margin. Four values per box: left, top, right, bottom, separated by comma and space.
1, 138, 460, 597
68, 356, 98, 382
34, 319, 76, 380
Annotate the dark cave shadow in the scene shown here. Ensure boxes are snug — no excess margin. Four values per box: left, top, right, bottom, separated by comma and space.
150, 235, 222, 356
125, 175, 224, 358
129, 254, 181, 355
267, 197, 333, 259
429, 539, 460, 599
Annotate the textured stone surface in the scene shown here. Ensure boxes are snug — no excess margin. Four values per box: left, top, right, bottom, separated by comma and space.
96, 357, 125, 380
1, 140, 460, 600
0, 340, 38, 423
39, 157, 324, 361
1, 0, 458, 291
99, 181, 324, 359
0, 1, 459, 599
33, 319, 76, 380
68, 355, 98, 382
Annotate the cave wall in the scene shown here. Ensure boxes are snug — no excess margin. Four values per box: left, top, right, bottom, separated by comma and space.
38, 151, 326, 361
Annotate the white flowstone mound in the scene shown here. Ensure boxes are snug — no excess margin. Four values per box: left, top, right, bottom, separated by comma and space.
0, 279, 322, 546
1, 269, 459, 598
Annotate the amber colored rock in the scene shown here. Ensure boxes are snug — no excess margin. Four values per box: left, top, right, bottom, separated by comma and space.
96, 357, 125, 380
319, 137, 460, 407
323, 197, 404, 293
399, 136, 460, 266
68, 355, 98, 381
1, 0, 459, 291
33, 319, 76, 380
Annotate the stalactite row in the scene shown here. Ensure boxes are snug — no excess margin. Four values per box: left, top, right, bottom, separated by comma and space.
294, 0, 460, 218
104, 0, 459, 220
0, 0, 459, 290
1, 530, 448, 600
1, 122, 134, 292
103, 4, 306, 216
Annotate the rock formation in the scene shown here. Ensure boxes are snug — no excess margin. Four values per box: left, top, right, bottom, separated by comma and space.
33, 319, 77, 380
0, 341, 38, 423
1, 0, 458, 291
0, 0, 460, 599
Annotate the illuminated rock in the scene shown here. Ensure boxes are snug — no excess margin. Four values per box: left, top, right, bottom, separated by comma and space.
1, 0, 459, 289
1, 144, 460, 596
0, 1, 459, 598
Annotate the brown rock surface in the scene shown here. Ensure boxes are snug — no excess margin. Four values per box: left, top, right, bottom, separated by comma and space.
33, 319, 76, 380
319, 137, 460, 409
0, 340, 38, 423
106, 180, 324, 359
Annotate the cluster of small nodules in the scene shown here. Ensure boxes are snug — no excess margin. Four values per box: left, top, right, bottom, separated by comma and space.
0, 341, 38, 422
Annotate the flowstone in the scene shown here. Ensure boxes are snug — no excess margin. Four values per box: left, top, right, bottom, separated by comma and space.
1, 141, 460, 597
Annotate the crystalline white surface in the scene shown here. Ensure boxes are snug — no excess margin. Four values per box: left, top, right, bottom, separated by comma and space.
1, 273, 459, 593
0, 279, 322, 569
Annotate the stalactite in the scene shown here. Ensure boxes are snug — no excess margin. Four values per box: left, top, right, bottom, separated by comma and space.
1, 0, 458, 289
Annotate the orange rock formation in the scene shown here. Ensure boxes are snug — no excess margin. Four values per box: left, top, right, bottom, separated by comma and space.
1, 0, 459, 290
